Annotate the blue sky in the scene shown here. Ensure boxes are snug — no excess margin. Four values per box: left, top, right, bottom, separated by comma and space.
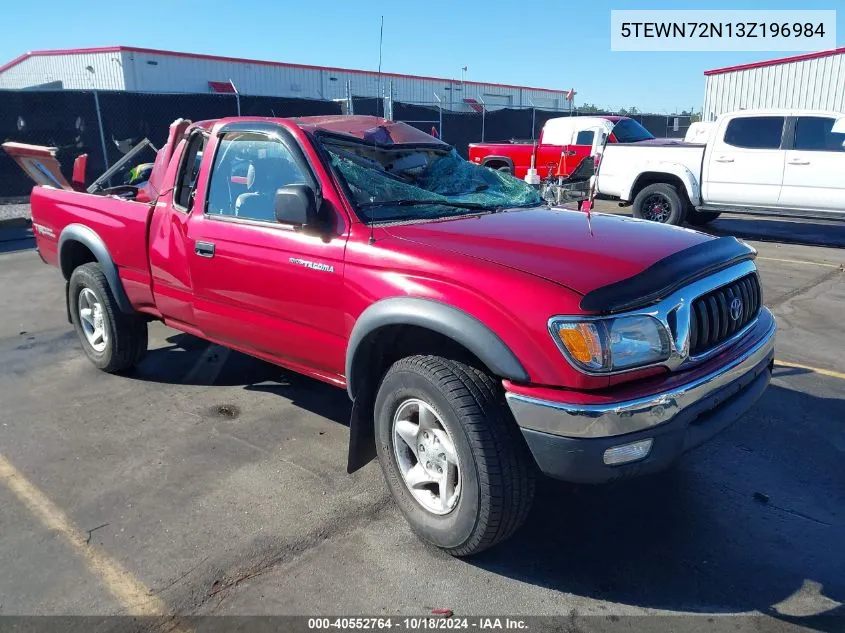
1, 0, 841, 113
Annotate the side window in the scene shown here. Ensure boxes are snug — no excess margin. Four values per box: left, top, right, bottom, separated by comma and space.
206, 132, 307, 223
174, 133, 206, 210
723, 116, 785, 150
794, 117, 845, 152
574, 130, 595, 146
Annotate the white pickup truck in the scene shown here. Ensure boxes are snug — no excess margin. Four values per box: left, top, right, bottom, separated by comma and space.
596, 109, 845, 225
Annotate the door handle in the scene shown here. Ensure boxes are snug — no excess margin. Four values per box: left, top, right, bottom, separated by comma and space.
714, 156, 734, 163
788, 159, 810, 165
562, 150, 578, 157
195, 241, 215, 258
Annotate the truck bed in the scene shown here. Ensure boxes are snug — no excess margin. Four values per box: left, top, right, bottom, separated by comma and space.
31, 186, 156, 309
597, 142, 706, 200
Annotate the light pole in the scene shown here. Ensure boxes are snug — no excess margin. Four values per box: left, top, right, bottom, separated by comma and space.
461, 66, 467, 85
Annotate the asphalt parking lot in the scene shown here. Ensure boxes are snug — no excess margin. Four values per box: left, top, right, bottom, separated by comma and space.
0, 205, 843, 630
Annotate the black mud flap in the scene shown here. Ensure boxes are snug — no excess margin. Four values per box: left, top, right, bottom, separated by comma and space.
65, 280, 72, 324
347, 395, 377, 473
579, 236, 756, 314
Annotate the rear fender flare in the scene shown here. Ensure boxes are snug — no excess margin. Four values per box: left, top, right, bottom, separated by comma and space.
624, 164, 701, 206
58, 224, 133, 313
481, 155, 516, 172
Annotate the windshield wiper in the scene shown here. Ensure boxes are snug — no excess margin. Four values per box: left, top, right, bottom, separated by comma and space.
358, 199, 489, 210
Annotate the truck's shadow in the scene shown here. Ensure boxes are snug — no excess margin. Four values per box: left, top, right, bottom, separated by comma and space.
697, 216, 845, 249
467, 377, 845, 625
139, 334, 844, 623
0, 222, 35, 254
136, 333, 351, 426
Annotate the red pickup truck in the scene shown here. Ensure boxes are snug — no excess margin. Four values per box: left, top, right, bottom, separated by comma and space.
9, 115, 776, 556
469, 115, 657, 180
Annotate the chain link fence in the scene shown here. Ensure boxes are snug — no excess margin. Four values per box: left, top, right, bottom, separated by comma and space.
0, 88, 692, 198
0, 90, 342, 197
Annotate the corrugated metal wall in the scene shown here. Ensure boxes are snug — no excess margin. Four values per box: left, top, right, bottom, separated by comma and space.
120, 50, 564, 111
0, 50, 567, 111
703, 52, 845, 120
0, 52, 125, 90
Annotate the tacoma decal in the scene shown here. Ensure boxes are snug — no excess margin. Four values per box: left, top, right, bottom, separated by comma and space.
289, 257, 334, 273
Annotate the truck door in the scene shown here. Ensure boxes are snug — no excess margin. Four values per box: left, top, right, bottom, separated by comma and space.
779, 115, 845, 213
703, 115, 786, 206
148, 130, 208, 328
559, 127, 604, 176
185, 126, 349, 379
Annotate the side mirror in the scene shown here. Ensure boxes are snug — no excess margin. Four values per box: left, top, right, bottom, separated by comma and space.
275, 184, 319, 227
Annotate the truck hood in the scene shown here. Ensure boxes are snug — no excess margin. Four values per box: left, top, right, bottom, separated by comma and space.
384, 207, 711, 297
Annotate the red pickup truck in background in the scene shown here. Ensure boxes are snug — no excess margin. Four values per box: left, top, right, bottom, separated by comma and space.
469, 115, 658, 180
6, 115, 775, 556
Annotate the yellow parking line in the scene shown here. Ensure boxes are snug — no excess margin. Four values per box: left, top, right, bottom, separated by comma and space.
775, 360, 845, 381
758, 256, 843, 269
0, 454, 166, 615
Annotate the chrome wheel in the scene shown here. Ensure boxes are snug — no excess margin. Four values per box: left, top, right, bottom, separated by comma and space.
392, 398, 461, 515
641, 193, 672, 222
78, 287, 108, 353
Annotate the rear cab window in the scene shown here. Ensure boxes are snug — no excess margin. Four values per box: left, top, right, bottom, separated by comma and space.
794, 116, 845, 152
723, 116, 785, 149
173, 132, 207, 211
575, 130, 595, 146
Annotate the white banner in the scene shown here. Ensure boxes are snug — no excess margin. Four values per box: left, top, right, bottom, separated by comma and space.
611, 10, 836, 52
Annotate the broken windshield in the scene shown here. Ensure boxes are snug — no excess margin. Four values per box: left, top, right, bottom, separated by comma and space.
320, 137, 542, 223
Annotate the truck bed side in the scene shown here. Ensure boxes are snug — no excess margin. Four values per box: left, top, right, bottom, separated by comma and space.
468, 142, 539, 178
597, 143, 706, 202
31, 186, 156, 310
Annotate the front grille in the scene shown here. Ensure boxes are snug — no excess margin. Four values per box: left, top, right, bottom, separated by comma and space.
688, 273, 761, 356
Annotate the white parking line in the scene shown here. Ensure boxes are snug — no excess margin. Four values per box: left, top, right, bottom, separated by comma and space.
758, 256, 843, 269
0, 454, 166, 615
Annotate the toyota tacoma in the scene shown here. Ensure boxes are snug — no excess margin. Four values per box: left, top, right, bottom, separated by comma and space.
5, 115, 776, 556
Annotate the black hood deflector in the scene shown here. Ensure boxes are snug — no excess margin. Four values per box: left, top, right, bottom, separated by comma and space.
579, 236, 756, 314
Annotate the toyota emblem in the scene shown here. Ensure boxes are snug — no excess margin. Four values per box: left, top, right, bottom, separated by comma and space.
729, 297, 743, 321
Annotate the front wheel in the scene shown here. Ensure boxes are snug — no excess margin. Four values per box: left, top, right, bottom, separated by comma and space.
374, 356, 536, 556
632, 183, 687, 225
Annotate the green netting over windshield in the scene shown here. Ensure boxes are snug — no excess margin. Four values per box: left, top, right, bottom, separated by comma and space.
330, 149, 541, 213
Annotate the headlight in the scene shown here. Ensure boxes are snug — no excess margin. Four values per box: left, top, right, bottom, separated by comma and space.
550, 315, 671, 373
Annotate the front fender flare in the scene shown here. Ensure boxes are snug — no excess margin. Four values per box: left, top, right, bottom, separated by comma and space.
624, 163, 702, 206
345, 297, 529, 399
58, 224, 133, 314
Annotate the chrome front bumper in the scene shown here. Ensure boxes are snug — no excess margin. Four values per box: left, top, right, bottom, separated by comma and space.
506, 308, 776, 439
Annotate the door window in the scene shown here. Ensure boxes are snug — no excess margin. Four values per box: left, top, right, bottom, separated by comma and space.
173, 133, 207, 211
574, 130, 595, 146
206, 132, 308, 223
723, 117, 784, 149
794, 117, 845, 152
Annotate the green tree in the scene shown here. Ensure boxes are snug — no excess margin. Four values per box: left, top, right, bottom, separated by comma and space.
577, 103, 603, 114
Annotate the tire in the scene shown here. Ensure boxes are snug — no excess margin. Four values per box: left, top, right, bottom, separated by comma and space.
68, 262, 148, 373
374, 355, 536, 556
686, 210, 722, 226
632, 183, 687, 225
